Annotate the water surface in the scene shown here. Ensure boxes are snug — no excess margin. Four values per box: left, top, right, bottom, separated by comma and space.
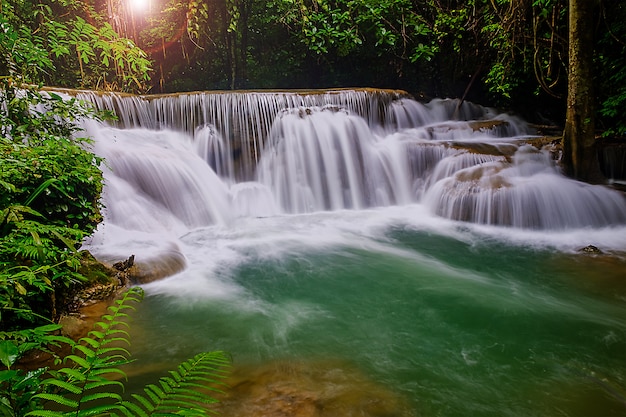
121, 208, 626, 417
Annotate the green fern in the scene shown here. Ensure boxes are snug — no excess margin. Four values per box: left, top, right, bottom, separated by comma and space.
21, 287, 230, 417
27, 287, 144, 417
114, 351, 230, 417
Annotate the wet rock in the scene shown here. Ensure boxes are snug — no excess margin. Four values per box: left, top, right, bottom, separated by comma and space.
126, 250, 187, 284
58, 300, 115, 340
579, 245, 603, 254
467, 119, 509, 131
113, 254, 135, 271
62, 251, 125, 312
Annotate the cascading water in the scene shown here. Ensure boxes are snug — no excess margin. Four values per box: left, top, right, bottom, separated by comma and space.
78, 89, 626, 417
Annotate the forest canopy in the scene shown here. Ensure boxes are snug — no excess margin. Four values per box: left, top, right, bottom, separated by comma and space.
1, 0, 625, 133
129, 0, 625, 135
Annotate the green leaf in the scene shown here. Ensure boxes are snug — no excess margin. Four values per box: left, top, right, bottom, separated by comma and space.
0, 340, 19, 368
25, 410, 66, 417
90, 367, 128, 379
130, 394, 155, 412
33, 324, 63, 333
40, 378, 83, 394
14, 282, 27, 296
33, 393, 78, 408
13, 367, 47, 390
146, 384, 166, 399
80, 391, 122, 403
76, 404, 120, 417
0, 369, 19, 382
83, 378, 125, 391
56, 367, 87, 382
73, 344, 97, 359
65, 354, 91, 368
117, 400, 150, 417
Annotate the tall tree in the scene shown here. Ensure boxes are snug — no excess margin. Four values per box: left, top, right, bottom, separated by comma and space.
562, 0, 603, 182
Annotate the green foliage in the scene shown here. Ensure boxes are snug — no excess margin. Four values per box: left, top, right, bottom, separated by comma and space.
0, 324, 77, 417
114, 351, 229, 417
1, 0, 152, 93
0, 70, 108, 333
0, 79, 106, 330
484, 62, 517, 100
26, 288, 143, 417
270, 0, 435, 60
0, 288, 231, 417
0, 14, 53, 81
0, 0, 147, 334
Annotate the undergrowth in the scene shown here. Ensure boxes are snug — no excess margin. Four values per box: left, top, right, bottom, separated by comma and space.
0, 287, 231, 417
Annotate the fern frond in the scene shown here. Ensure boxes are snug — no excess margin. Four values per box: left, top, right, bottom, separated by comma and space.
117, 400, 150, 417
80, 391, 122, 403
32, 288, 144, 416
24, 287, 232, 417
129, 394, 155, 412
64, 354, 91, 369
78, 337, 101, 349
116, 351, 230, 416
161, 392, 220, 406
95, 328, 131, 339
25, 410, 66, 417
75, 404, 120, 417
89, 367, 129, 379
143, 386, 161, 404
157, 379, 174, 394
55, 367, 87, 382
83, 379, 125, 392
39, 378, 83, 394
31, 393, 78, 408
72, 344, 97, 359
97, 345, 132, 357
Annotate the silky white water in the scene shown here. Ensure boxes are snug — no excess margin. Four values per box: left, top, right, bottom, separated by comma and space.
80, 90, 626, 417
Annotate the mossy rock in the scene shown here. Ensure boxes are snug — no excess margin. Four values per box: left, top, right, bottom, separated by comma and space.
78, 250, 117, 285
57, 251, 122, 316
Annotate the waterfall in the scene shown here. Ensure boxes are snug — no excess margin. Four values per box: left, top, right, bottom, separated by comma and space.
423, 145, 626, 229
77, 89, 626, 245
256, 106, 401, 212
78, 89, 408, 180
70, 89, 626, 417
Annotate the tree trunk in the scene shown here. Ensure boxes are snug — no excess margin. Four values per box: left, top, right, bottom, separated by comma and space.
238, 1, 250, 89
562, 0, 603, 182
229, 33, 237, 90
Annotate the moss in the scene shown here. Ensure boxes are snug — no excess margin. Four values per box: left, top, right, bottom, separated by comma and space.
77, 251, 116, 286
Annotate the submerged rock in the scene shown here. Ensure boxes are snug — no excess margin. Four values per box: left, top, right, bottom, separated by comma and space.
215, 359, 417, 417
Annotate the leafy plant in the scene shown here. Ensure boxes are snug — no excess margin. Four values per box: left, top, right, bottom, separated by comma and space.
1, 21, 109, 329
1, 288, 231, 417
113, 351, 230, 417
0, 324, 74, 417
0, 131, 104, 329
27, 287, 141, 417
1, 0, 152, 93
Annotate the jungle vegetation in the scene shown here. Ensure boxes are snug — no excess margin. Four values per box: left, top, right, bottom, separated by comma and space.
129, 0, 625, 139
10, 0, 619, 179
